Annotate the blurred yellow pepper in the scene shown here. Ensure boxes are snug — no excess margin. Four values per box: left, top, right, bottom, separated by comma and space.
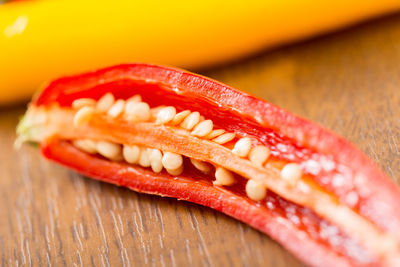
0, 0, 399, 104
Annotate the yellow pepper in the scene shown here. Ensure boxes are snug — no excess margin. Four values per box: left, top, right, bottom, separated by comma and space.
0, 0, 399, 104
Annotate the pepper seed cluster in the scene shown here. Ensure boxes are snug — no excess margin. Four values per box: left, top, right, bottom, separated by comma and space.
72, 93, 303, 201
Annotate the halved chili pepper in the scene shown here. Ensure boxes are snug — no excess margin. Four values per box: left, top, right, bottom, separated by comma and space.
16, 63, 400, 266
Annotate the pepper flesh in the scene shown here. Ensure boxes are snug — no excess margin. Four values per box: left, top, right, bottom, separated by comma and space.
18, 63, 400, 266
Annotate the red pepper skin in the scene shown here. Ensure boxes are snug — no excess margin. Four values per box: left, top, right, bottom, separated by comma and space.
31, 63, 400, 266
42, 139, 358, 267
34, 63, 400, 242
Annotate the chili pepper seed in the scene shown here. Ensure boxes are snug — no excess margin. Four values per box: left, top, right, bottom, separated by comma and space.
181, 111, 200, 130
212, 132, 236, 144
249, 145, 270, 167
232, 137, 252, 157
96, 93, 115, 112
107, 99, 125, 118
162, 152, 183, 170
149, 148, 163, 173
125, 101, 151, 122
96, 141, 122, 160
73, 139, 97, 154
72, 98, 96, 109
122, 144, 140, 164
166, 165, 184, 176
246, 179, 267, 201
281, 163, 302, 185
155, 106, 176, 125
214, 167, 235, 186
205, 129, 225, 139
191, 119, 213, 137
138, 147, 151, 167
190, 158, 211, 174
73, 106, 95, 126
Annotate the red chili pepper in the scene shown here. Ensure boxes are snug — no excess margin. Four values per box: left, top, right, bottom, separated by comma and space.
17, 63, 400, 266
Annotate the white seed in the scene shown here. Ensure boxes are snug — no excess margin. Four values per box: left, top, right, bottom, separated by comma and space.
214, 167, 235, 186
281, 163, 302, 185
162, 152, 183, 170
249, 145, 270, 166
190, 158, 211, 174
155, 106, 176, 125
73, 139, 97, 154
73, 106, 95, 126
107, 99, 125, 118
96, 93, 115, 112
180, 111, 200, 130
246, 179, 267, 201
72, 98, 96, 109
232, 137, 252, 157
122, 145, 140, 164
150, 105, 166, 120
191, 120, 213, 137
126, 94, 142, 103
171, 110, 191, 125
138, 148, 151, 167
205, 129, 225, 139
96, 141, 122, 160
212, 133, 236, 144
124, 101, 150, 122
149, 148, 163, 173
166, 165, 183, 176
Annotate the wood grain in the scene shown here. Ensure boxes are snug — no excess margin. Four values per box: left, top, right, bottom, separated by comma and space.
2, 13, 400, 266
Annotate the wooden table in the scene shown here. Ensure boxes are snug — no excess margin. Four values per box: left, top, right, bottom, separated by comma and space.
2, 14, 400, 267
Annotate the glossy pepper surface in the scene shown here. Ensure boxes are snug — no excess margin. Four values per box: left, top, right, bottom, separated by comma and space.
17, 63, 400, 266
1, 0, 400, 104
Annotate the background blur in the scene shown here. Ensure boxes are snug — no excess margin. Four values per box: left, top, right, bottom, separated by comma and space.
1, 0, 400, 104
1, 1, 400, 266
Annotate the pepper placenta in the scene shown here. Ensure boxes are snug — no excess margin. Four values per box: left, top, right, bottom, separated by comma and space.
17, 63, 400, 266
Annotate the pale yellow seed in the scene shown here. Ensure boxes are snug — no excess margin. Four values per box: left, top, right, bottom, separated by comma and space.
124, 101, 150, 122
126, 94, 142, 103
180, 111, 200, 130
171, 110, 190, 125
73, 106, 95, 126
212, 133, 236, 144
96, 93, 115, 112
107, 99, 125, 118
232, 137, 252, 157
149, 149, 163, 173
122, 145, 140, 164
150, 105, 166, 120
214, 167, 235, 186
281, 163, 302, 185
138, 148, 151, 167
249, 145, 270, 167
191, 120, 213, 137
96, 141, 122, 160
155, 106, 176, 125
73, 139, 97, 154
166, 165, 184, 176
205, 129, 225, 139
190, 158, 211, 174
246, 179, 267, 201
162, 152, 183, 170
72, 98, 96, 109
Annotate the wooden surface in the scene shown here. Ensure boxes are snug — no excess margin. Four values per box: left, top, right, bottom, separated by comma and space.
2, 14, 400, 267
